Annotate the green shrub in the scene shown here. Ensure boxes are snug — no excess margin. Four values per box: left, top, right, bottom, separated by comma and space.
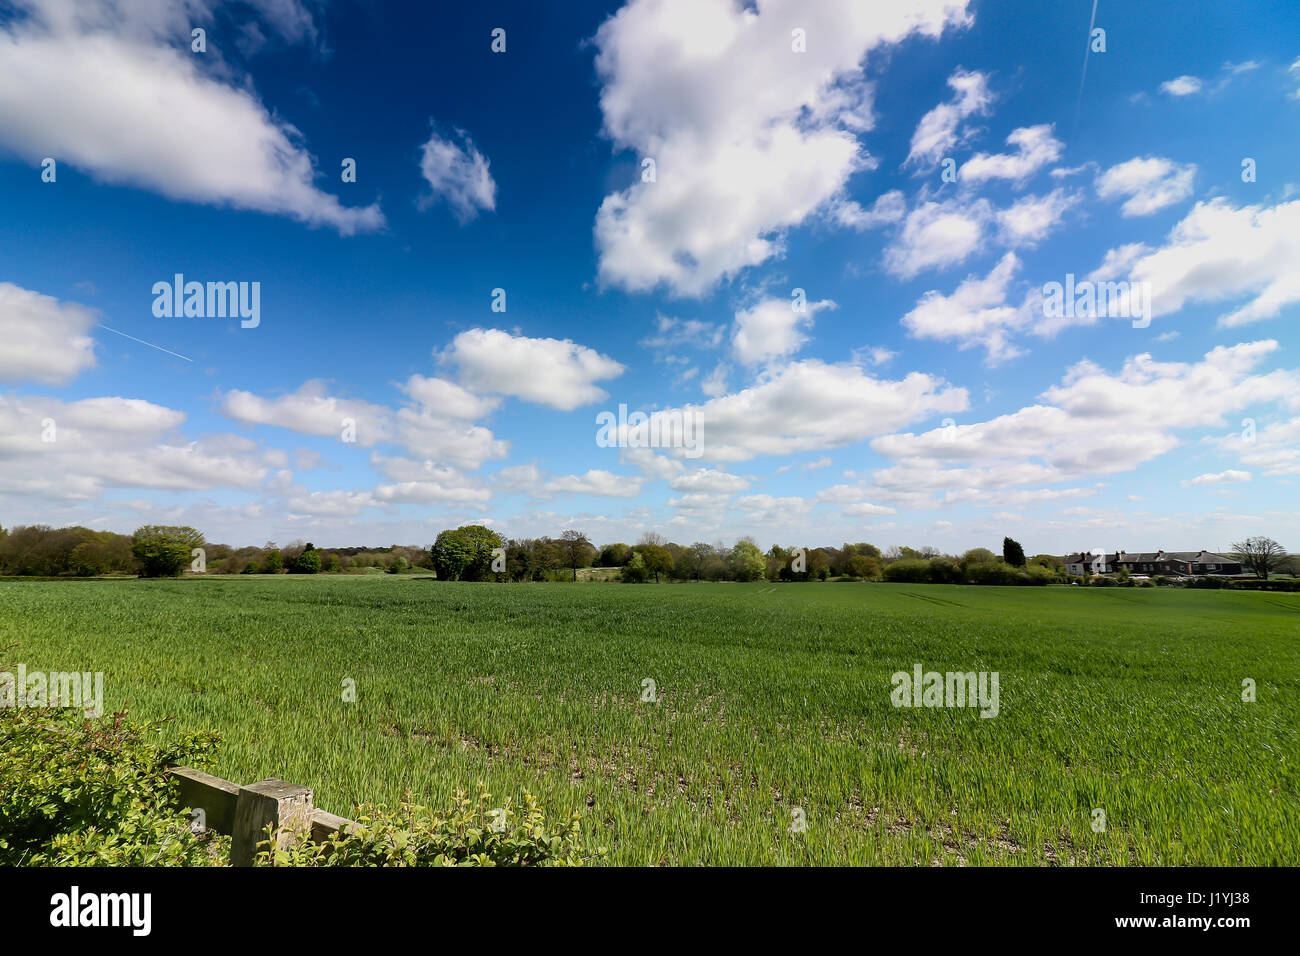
882, 559, 930, 583
0, 704, 226, 866
131, 525, 204, 578
256, 787, 598, 867
964, 561, 1024, 586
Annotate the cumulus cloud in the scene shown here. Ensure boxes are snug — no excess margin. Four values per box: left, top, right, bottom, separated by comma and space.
417, 127, 496, 222
996, 188, 1081, 246
0, 0, 383, 234
959, 124, 1063, 184
868, 341, 1300, 505
0, 282, 97, 384
731, 296, 835, 366
1182, 470, 1251, 487
220, 380, 393, 446
900, 253, 1025, 363
645, 360, 968, 462
220, 377, 508, 470
1091, 198, 1300, 328
1160, 75, 1203, 96
831, 189, 906, 230
591, 0, 973, 296
884, 197, 992, 278
906, 68, 993, 167
0, 394, 278, 498
1096, 156, 1196, 217
442, 329, 625, 411
543, 469, 643, 498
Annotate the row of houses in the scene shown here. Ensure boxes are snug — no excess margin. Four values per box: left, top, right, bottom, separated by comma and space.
1063, 550, 1245, 577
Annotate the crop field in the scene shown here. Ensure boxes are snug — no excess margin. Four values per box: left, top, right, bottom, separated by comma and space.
2, 576, 1297, 865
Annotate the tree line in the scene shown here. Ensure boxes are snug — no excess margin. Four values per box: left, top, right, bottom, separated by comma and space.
2, 523, 1294, 584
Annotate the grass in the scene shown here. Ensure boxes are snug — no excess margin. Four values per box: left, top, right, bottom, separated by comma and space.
2, 576, 1297, 865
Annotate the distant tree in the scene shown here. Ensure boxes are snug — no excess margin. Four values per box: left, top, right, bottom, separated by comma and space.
1002, 537, 1026, 567
559, 530, 596, 581
321, 552, 340, 573
131, 525, 204, 578
263, 549, 284, 574
729, 540, 766, 582
637, 543, 674, 583
288, 543, 321, 574
962, 547, 997, 567
430, 525, 504, 581
598, 543, 632, 567
1231, 536, 1287, 579
622, 551, 649, 583
806, 547, 830, 580
846, 554, 882, 580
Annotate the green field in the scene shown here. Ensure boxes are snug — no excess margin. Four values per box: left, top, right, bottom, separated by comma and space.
3, 576, 1297, 865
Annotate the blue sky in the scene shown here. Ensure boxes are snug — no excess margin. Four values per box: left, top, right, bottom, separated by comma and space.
2, 0, 1298, 554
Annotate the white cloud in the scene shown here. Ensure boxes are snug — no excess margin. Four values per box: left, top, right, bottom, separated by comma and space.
1182, 470, 1251, 487
831, 189, 906, 230
591, 0, 973, 296
0, 394, 280, 499
669, 469, 751, 493
1096, 156, 1196, 217
638, 315, 724, 350
400, 375, 501, 420
731, 296, 835, 365
900, 252, 1025, 363
442, 329, 625, 410
959, 124, 1063, 184
1160, 75, 1203, 96
906, 68, 993, 167
220, 377, 508, 470
0, 283, 97, 384
220, 380, 392, 446
996, 188, 1081, 246
650, 359, 968, 462
0, 1, 383, 234
884, 197, 992, 278
417, 127, 496, 222
287, 489, 379, 517
543, 470, 644, 498
869, 341, 1300, 503
1092, 198, 1300, 327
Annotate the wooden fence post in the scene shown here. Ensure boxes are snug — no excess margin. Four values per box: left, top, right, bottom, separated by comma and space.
231, 778, 315, 867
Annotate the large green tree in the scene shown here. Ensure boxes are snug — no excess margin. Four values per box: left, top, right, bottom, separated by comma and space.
430, 525, 504, 581
728, 540, 766, 582
1002, 537, 1027, 567
131, 525, 205, 578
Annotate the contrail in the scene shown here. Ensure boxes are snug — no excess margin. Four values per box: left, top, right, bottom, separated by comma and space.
96, 323, 193, 362
1074, 0, 1100, 133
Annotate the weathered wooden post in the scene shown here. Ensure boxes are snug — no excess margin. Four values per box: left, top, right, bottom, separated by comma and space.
231, 779, 315, 867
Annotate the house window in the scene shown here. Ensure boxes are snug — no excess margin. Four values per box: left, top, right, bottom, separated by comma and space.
1207, 564, 1217, 571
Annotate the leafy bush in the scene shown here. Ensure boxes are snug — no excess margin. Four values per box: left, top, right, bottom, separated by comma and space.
131, 525, 204, 578
0, 703, 226, 866
288, 544, 321, 574
621, 551, 649, 583
926, 556, 963, 584
257, 787, 599, 867
882, 559, 931, 583
964, 561, 1025, 586
846, 554, 882, 580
